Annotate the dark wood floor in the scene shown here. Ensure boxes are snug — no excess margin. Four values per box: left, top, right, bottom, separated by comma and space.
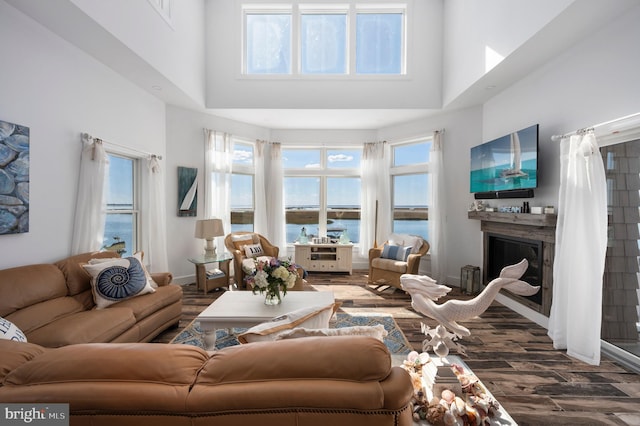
153, 271, 640, 426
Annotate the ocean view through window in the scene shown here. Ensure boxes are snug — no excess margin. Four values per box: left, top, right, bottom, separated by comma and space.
103, 154, 137, 257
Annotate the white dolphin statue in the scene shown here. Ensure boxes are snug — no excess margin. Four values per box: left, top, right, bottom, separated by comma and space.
400, 259, 540, 338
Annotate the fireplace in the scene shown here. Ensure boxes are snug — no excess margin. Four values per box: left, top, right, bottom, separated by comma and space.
469, 211, 557, 316
487, 234, 542, 306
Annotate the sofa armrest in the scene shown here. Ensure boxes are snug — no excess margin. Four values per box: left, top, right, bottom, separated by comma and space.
150, 272, 173, 287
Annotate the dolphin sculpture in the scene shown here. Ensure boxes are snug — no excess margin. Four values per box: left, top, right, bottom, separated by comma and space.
400, 259, 539, 338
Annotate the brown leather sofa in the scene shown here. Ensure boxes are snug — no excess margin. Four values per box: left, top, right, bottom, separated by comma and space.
0, 335, 414, 426
0, 251, 182, 347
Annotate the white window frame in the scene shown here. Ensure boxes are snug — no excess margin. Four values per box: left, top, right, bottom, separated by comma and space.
283, 146, 362, 243
104, 152, 141, 256
389, 137, 431, 239
241, 2, 407, 77
147, 0, 173, 27
230, 138, 256, 232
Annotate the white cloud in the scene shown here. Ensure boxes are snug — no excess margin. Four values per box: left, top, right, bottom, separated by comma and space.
328, 154, 354, 163
233, 149, 253, 163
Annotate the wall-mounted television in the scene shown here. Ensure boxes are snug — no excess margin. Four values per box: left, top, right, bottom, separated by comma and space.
470, 124, 538, 197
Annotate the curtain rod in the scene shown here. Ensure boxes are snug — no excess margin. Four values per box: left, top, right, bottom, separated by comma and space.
81, 132, 162, 160
550, 112, 640, 141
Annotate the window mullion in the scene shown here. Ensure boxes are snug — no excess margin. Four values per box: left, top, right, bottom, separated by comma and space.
292, 4, 300, 74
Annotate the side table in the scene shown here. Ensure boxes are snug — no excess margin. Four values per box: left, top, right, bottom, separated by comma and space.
188, 254, 232, 295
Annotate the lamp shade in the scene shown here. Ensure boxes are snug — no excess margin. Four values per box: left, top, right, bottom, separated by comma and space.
194, 219, 224, 239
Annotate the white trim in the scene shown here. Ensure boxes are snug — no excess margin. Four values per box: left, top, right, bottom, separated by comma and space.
147, 0, 173, 28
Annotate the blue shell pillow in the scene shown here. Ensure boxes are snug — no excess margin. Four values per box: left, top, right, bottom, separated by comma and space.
82, 256, 156, 309
380, 244, 413, 261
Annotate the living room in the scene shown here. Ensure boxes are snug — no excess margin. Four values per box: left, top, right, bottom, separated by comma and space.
0, 0, 639, 422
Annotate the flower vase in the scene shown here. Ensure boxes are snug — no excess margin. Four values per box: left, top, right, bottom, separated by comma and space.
264, 286, 282, 305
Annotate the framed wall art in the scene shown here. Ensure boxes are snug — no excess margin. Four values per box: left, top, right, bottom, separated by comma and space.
0, 119, 29, 235
177, 166, 197, 217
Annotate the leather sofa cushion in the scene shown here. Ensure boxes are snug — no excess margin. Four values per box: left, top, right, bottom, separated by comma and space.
110, 284, 182, 322
199, 335, 390, 384
55, 251, 118, 296
0, 339, 47, 383
1, 343, 208, 412
5, 297, 84, 335
26, 308, 137, 347
0, 264, 68, 317
371, 257, 409, 273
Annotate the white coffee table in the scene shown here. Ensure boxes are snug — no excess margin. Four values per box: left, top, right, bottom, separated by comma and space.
197, 290, 335, 349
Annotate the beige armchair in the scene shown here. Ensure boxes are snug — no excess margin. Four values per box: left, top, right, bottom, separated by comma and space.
368, 237, 430, 290
224, 232, 279, 289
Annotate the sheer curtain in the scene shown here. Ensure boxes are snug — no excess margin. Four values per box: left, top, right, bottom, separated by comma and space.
547, 131, 607, 365
429, 130, 446, 283
204, 129, 232, 248
360, 142, 391, 256
254, 140, 286, 251
140, 155, 168, 272
71, 134, 108, 254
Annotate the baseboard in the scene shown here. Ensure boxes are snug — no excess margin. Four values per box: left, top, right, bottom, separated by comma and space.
495, 293, 549, 329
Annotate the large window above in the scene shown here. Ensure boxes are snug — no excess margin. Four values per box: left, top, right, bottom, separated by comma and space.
243, 3, 406, 76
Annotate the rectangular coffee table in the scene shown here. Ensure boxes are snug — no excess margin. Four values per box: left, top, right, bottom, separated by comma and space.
197, 290, 335, 350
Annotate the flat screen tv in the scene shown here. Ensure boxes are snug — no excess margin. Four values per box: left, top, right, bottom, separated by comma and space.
470, 124, 538, 194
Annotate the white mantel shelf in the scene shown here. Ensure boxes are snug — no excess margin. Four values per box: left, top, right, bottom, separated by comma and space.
468, 211, 557, 227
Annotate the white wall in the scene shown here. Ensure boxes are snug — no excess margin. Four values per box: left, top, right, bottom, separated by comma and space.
379, 107, 484, 285
483, 3, 640, 210
442, 0, 572, 106
165, 105, 270, 282
205, 0, 443, 109
70, 0, 206, 106
0, 1, 166, 269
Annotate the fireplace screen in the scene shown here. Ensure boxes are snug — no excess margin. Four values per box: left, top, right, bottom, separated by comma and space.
487, 233, 542, 306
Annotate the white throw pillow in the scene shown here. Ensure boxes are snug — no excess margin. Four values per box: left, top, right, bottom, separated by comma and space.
277, 324, 388, 342
0, 316, 27, 342
244, 243, 264, 258
388, 233, 422, 253
82, 256, 156, 309
237, 302, 338, 344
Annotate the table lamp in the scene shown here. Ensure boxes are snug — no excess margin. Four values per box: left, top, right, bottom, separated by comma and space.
194, 218, 224, 259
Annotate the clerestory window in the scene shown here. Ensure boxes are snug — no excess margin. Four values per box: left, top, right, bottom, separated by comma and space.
243, 3, 406, 76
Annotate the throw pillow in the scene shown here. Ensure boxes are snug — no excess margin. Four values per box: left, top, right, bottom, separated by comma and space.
388, 233, 423, 253
231, 233, 255, 251
277, 324, 388, 341
381, 243, 413, 261
244, 243, 264, 258
88, 251, 157, 289
82, 256, 156, 309
0, 317, 27, 342
237, 302, 338, 344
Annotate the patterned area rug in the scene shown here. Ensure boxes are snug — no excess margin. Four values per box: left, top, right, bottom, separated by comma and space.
170, 312, 412, 354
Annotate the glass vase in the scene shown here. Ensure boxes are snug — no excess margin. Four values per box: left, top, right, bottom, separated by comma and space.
264, 286, 282, 305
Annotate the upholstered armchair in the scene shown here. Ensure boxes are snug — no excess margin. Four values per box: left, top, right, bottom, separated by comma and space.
368, 235, 430, 290
224, 232, 280, 289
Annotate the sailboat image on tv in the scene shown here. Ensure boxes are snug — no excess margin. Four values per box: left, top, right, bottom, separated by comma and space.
469, 124, 538, 193
500, 131, 528, 179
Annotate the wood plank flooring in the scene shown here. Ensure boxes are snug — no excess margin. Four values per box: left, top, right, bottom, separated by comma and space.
153, 270, 640, 426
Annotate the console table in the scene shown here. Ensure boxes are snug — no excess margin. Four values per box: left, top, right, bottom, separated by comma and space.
294, 243, 353, 274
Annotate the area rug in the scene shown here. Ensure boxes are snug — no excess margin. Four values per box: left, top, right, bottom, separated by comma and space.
170, 313, 412, 355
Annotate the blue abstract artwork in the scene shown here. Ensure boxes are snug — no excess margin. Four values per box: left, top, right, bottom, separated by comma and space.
0, 119, 29, 235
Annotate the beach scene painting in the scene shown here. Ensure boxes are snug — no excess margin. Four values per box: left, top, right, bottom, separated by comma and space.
0, 119, 29, 235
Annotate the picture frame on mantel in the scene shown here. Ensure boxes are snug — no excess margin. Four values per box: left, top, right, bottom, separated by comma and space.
177, 166, 197, 217
0, 119, 29, 235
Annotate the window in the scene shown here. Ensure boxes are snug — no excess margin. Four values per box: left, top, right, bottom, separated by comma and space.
230, 141, 255, 232
245, 12, 292, 74
390, 139, 431, 241
283, 148, 361, 243
147, 0, 172, 26
243, 3, 405, 75
356, 12, 403, 74
103, 154, 138, 257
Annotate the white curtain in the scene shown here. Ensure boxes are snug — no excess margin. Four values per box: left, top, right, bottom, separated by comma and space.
254, 140, 286, 251
360, 142, 391, 256
71, 134, 108, 255
204, 129, 232, 249
140, 155, 169, 272
429, 130, 446, 283
547, 131, 607, 365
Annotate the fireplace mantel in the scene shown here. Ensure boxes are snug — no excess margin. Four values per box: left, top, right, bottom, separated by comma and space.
469, 211, 557, 316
